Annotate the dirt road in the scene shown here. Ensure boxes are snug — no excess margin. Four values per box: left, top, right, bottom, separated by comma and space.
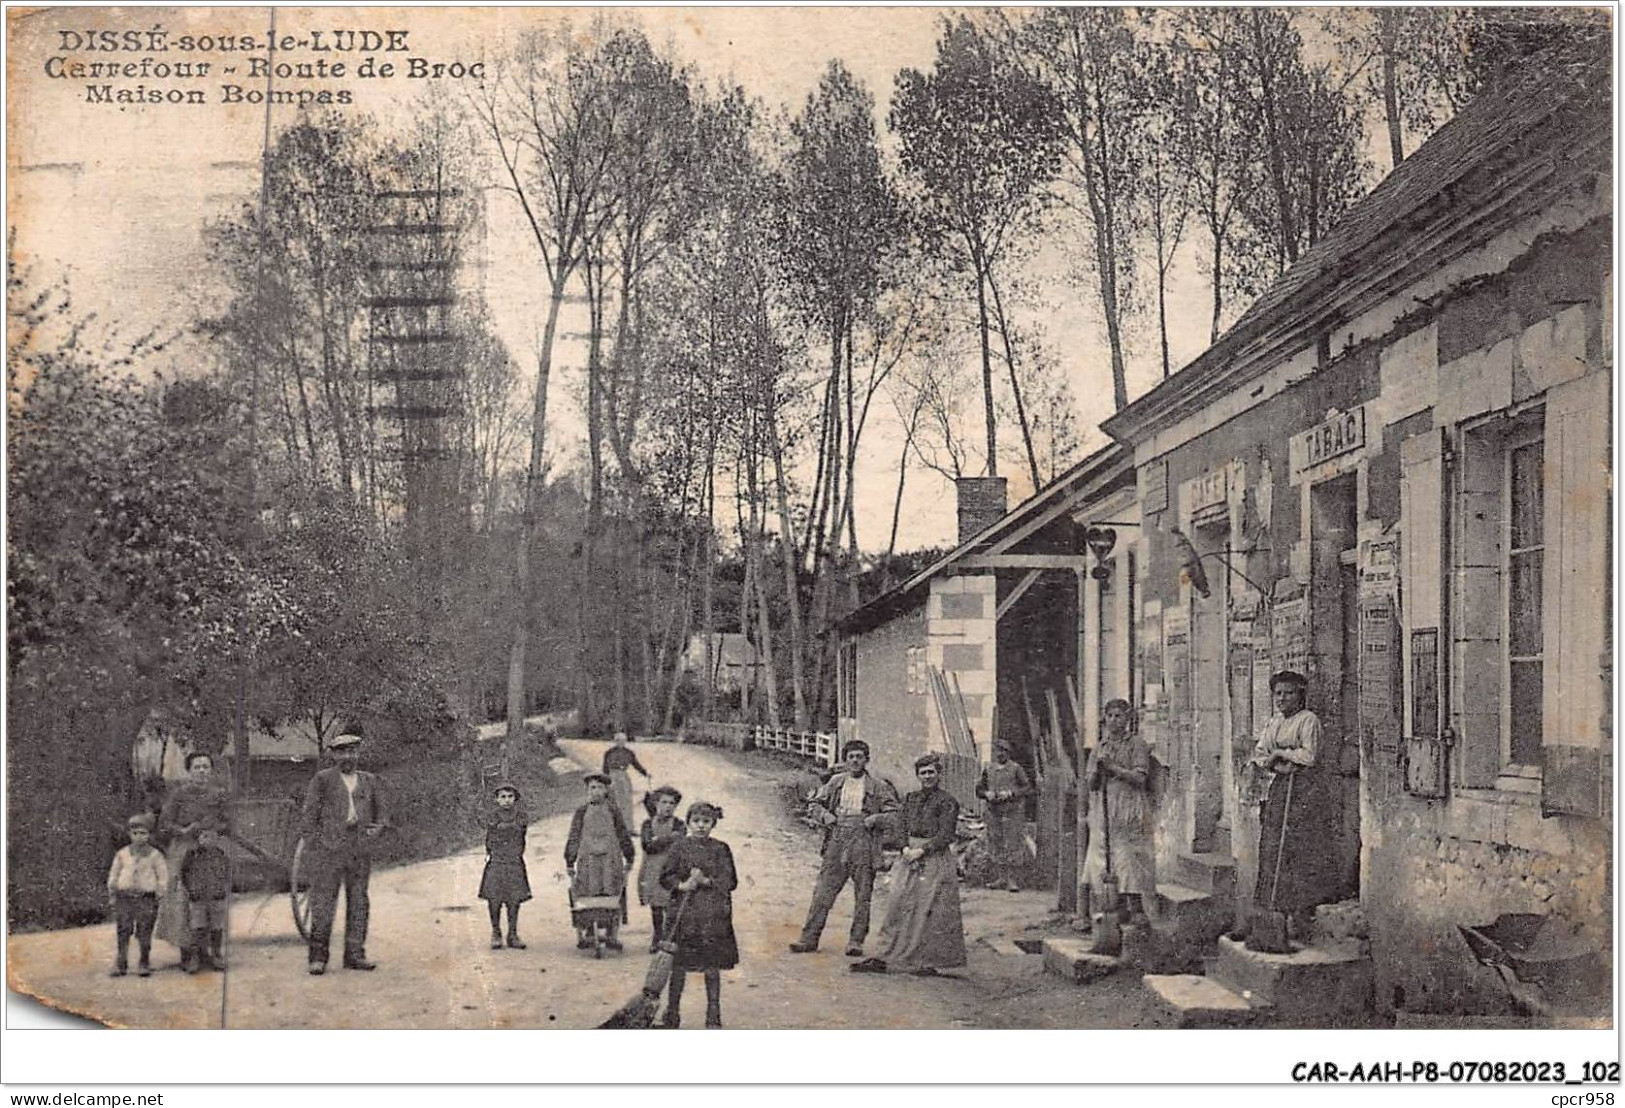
7, 740, 1153, 1029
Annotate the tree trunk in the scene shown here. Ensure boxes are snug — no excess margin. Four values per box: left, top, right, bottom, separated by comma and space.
1158, 251, 1172, 379
973, 256, 999, 477
765, 395, 811, 730
505, 286, 564, 744
1381, 11, 1404, 168
988, 267, 1043, 488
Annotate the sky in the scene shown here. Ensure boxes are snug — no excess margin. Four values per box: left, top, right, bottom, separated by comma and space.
9, 5, 1228, 553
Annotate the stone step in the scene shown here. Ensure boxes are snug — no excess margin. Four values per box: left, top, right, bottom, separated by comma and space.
1175, 852, 1237, 899
1143, 973, 1265, 1029
1211, 936, 1374, 1026
1041, 936, 1124, 984
1124, 919, 1204, 975
1148, 882, 1234, 947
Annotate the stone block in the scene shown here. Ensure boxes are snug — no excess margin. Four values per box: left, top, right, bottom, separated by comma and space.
1455, 568, 1502, 641
1041, 937, 1123, 984
962, 618, 997, 644
941, 643, 985, 672
1211, 937, 1373, 1025
1124, 920, 1204, 974
1175, 852, 1238, 899
1143, 974, 1262, 1029
1313, 899, 1369, 942
1516, 305, 1589, 402
931, 619, 967, 640
950, 668, 995, 696
1148, 882, 1234, 947
941, 592, 986, 620
964, 574, 998, 595
1436, 338, 1514, 426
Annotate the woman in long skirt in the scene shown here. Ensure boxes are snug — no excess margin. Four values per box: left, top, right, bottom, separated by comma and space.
565, 774, 635, 951
658, 801, 737, 1028
155, 752, 229, 965
1081, 699, 1154, 924
601, 732, 650, 830
976, 740, 1032, 891
852, 754, 966, 977
638, 786, 685, 951
1240, 671, 1340, 947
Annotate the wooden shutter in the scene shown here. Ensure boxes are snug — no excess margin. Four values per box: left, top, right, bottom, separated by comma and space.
1400, 428, 1483, 789
1542, 370, 1611, 817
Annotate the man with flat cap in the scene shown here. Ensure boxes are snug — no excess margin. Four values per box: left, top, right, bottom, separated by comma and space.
299, 732, 390, 975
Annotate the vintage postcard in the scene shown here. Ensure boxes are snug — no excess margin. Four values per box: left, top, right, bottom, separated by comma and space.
4, 1, 1615, 1087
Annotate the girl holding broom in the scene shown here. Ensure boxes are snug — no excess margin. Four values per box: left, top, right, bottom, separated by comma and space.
657, 801, 737, 1029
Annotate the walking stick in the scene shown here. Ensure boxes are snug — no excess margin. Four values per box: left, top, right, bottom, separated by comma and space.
1253, 772, 1296, 954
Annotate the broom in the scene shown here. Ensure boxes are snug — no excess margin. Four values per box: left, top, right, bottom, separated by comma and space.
1249, 773, 1296, 954
598, 893, 689, 1029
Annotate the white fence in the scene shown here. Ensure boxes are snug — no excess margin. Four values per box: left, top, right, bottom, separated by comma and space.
689, 721, 837, 768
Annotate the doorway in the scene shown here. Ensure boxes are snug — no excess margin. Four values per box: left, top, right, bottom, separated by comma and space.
1310, 474, 1362, 901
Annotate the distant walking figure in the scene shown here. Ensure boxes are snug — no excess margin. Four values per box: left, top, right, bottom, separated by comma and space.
788, 740, 899, 958
602, 732, 650, 830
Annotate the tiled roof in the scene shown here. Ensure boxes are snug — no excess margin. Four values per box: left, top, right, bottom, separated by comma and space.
1107, 42, 1611, 438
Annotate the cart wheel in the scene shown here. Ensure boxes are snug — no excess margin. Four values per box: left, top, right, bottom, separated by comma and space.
289, 839, 313, 941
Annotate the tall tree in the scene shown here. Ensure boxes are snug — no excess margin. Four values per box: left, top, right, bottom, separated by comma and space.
474, 25, 620, 746
891, 16, 1064, 480
1001, 8, 1143, 411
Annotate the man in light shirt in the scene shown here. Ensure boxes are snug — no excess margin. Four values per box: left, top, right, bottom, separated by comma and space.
299, 732, 390, 975
789, 740, 899, 958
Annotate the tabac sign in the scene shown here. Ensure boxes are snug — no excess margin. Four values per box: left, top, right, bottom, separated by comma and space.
1290, 405, 1368, 483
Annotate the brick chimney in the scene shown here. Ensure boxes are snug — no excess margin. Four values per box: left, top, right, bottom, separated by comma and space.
956, 476, 1008, 543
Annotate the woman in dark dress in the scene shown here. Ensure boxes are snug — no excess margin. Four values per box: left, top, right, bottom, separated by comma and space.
658, 801, 737, 1029
155, 752, 230, 961
478, 782, 532, 949
602, 732, 651, 829
852, 753, 966, 976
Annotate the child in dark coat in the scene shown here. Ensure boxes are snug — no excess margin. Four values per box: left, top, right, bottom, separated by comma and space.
658, 801, 738, 1029
179, 827, 231, 973
478, 783, 532, 949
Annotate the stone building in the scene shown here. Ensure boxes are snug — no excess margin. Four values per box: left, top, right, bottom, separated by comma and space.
834, 447, 1139, 896
1101, 44, 1611, 1021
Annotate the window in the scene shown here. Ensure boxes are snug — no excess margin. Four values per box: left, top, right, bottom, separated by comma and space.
1505, 435, 1544, 769
1452, 407, 1545, 789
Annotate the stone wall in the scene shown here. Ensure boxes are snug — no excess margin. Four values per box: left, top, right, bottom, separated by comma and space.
852, 604, 929, 794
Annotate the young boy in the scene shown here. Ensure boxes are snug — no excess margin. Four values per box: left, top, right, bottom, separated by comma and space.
106, 814, 168, 977
179, 826, 231, 973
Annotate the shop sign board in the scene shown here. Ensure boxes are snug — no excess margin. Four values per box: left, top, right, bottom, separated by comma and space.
1291, 405, 1368, 482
